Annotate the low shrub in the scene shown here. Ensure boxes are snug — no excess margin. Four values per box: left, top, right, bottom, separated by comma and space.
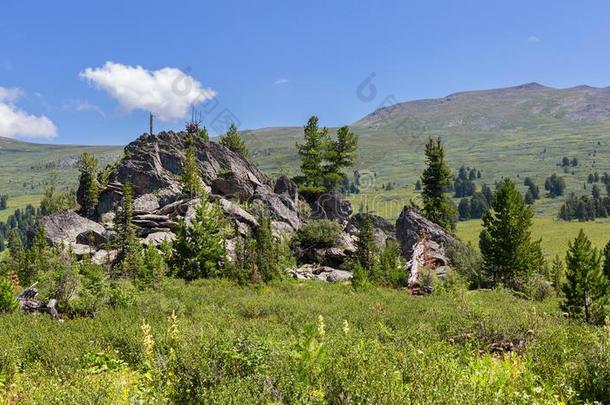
0, 277, 17, 314
292, 220, 342, 249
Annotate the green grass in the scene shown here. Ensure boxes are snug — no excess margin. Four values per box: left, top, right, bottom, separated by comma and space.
457, 215, 610, 259
0, 278, 608, 403
0, 194, 42, 221
0, 137, 122, 199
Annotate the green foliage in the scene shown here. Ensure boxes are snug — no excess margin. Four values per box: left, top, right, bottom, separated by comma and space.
0, 277, 17, 313
378, 240, 407, 288
292, 219, 342, 249
421, 137, 457, 230
180, 144, 204, 198
550, 255, 565, 295
77, 152, 100, 217
198, 126, 210, 141
113, 182, 143, 277
40, 174, 76, 215
0, 280, 603, 403
447, 239, 486, 288
355, 212, 378, 282
323, 126, 358, 191
604, 239, 610, 279
139, 244, 168, 288
562, 230, 609, 324
254, 216, 292, 282
480, 178, 545, 291
220, 123, 249, 157
544, 173, 566, 198
295, 117, 359, 196
170, 197, 227, 281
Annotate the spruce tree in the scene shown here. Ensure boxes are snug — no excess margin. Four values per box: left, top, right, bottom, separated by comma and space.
603, 239, 610, 279
479, 178, 545, 290
550, 254, 565, 295
170, 194, 227, 281
181, 143, 204, 198
197, 126, 210, 141
355, 212, 379, 283
295, 116, 330, 195
562, 230, 609, 324
114, 182, 142, 276
323, 126, 358, 191
77, 153, 100, 217
220, 123, 249, 157
420, 137, 457, 230
254, 215, 282, 282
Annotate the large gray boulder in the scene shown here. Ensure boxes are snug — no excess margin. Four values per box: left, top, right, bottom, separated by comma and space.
104, 131, 270, 199
346, 213, 395, 248
43, 210, 109, 249
395, 206, 456, 259
310, 192, 352, 222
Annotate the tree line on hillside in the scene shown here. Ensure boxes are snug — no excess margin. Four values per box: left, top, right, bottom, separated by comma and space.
419, 137, 610, 324
2, 119, 610, 326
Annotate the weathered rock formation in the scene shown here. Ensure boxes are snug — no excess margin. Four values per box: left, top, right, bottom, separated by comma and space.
396, 206, 455, 290
45, 131, 301, 258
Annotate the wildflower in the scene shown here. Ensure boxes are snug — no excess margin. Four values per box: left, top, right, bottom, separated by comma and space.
317, 315, 325, 337
342, 320, 350, 335
168, 310, 179, 341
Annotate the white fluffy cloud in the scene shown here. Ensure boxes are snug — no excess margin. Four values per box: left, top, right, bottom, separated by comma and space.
0, 86, 57, 139
80, 62, 217, 121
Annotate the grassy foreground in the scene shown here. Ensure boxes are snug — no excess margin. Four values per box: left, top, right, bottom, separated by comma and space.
0, 279, 608, 403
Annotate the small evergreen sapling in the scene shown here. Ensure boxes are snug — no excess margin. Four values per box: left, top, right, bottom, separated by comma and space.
562, 230, 609, 324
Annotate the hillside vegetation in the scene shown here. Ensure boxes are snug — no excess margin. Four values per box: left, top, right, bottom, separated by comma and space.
1, 279, 609, 404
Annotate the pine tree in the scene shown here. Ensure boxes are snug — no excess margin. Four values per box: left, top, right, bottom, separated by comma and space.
181, 144, 204, 198
197, 126, 210, 141
295, 116, 330, 195
420, 137, 457, 230
479, 178, 545, 290
220, 123, 249, 157
322, 126, 358, 191
458, 198, 471, 220
170, 194, 227, 281
550, 254, 565, 295
603, 239, 610, 279
77, 153, 100, 217
113, 182, 142, 277
40, 174, 75, 215
355, 212, 379, 283
254, 215, 282, 282
562, 230, 609, 324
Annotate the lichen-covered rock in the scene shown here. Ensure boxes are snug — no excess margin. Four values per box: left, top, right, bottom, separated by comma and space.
346, 213, 395, 247
43, 210, 108, 248
310, 192, 353, 223
288, 264, 352, 282
395, 206, 456, 259
274, 175, 299, 205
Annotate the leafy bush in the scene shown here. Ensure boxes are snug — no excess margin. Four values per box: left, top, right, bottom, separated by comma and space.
0, 277, 17, 314
447, 239, 487, 288
292, 220, 342, 249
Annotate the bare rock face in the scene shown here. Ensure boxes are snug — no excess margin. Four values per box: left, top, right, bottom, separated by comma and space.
346, 213, 395, 248
310, 192, 352, 223
288, 264, 352, 282
274, 175, 299, 205
43, 210, 108, 249
395, 206, 456, 259
105, 131, 270, 200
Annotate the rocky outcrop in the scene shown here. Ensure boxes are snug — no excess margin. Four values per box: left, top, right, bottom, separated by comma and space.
346, 213, 395, 247
47, 132, 301, 259
288, 264, 352, 282
395, 206, 456, 259
42, 210, 109, 250
274, 175, 298, 205
310, 192, 352, 223
105, 131, 270, 201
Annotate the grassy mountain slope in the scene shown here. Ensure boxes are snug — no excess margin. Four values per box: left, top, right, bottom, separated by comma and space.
0, 137, 122, 200
244, 83, 610, 218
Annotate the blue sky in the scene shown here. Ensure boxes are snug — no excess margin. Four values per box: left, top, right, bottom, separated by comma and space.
1, 0, 610, 145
